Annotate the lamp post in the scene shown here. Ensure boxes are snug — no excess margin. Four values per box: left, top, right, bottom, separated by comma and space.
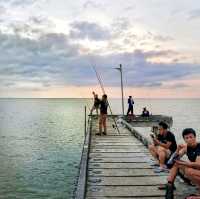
115, 64, 125, 116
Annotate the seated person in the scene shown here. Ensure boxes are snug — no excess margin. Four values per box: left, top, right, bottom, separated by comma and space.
141, 107, 150, 117
164, 128, 200, 199
148, 121, 177, 172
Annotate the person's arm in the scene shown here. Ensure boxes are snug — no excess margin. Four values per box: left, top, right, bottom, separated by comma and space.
153, 139, 171, 149
176, 144, 187, 157
176, 157, 200, 170
190, 157, 200, 169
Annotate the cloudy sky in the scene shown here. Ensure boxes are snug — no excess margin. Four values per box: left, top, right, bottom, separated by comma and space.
0, 0, 200, 98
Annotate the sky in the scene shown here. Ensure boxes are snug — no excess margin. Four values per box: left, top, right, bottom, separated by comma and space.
0, 0, 200, 98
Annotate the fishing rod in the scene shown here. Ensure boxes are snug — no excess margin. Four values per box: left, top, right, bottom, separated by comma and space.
92, 65, 121, 135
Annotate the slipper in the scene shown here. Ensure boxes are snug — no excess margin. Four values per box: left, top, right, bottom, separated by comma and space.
95, 133, 101, 136
158, 183, 176, 190
154, 166, 169, 173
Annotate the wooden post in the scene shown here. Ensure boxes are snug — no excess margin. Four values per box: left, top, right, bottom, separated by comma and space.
84, 106, 87, 137
120, 64, 125, 116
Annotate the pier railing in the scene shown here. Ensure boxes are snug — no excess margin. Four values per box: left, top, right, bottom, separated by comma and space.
75, 109, 92, 199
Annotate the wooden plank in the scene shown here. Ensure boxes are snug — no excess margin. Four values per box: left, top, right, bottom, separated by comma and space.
88, 162, 152, 169
87, 197, 164, 199
89, 157, 151, 163
91, 143, 143, 146
86, 186, 165, 197
91, 149, 149, 153
87, 176, 166, 185
91, 146, 145, 150
88, 168, 168, 177
89, 152, 150, 158
91, 139, 137, 142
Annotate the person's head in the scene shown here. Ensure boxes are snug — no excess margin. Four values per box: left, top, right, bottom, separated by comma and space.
95, 94, 98, 98
102, 94, 107, 101
129, 96, 132, 99
143, 107, 146, 111
158, 121, 168, 135
182, 128, 197, 147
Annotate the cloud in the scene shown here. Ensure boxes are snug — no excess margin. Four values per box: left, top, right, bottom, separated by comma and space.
153, 35, 174, 42
0, 27, 200, 92
0, 0, 44, 7
0, 31, 80, 90
89, 51, 200, 88
0, 5, 6, 15
0, 15, 56, 39
69, 21, 111, 41
188, 9, 200, 20
124, 5, 136, 11
83, 1, 103, 9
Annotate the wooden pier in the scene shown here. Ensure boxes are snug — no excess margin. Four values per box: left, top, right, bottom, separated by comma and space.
76, 115, 195, 199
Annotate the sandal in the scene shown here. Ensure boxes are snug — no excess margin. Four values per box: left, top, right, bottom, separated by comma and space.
158, 183, 176, 190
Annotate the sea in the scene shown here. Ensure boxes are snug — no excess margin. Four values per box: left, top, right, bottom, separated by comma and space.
0, 98, 199, 199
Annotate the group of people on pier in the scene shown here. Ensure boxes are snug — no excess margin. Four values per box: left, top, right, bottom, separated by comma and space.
90, 92, 200, 198
91, 93, 150, 135
149, 121, 200, 199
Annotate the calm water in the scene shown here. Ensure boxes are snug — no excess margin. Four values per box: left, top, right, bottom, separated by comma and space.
0, 98, 200, 199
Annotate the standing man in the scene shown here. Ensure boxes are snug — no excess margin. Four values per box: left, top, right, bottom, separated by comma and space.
148, 121, 177, 172
127, 96, 134, 115
96, 94, 108, 136
90, 91, 100, 115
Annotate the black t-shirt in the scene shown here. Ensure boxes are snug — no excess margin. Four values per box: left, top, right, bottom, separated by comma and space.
128, 98, 134, 108
100, 100, 108, 114
142, 110, 149, 117
157, 131, 177, 153
187, 143, 200, 162
94, 97, 100, 107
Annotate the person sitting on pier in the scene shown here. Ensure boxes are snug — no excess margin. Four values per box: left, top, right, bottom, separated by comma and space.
90, 91, 100, 115
141, 107, 150, 117
148, 121, 177, 172
96, 94, 108, 136
162, 128, 200, 199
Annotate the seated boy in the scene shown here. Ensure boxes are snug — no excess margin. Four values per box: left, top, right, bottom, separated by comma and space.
164, 128, 200, 199
148, 121, 177, 172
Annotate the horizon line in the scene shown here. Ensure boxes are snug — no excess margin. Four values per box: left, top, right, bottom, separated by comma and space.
0, 97, 200, 100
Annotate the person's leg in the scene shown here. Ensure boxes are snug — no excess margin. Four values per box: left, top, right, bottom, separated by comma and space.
90, 105, 95, 114
184, 168, 200, 198
185, 168, 200, 187
127, 107, 131, 115
167, 163, 180, 183
102, 114, 107, 135
157, 146, 168, 168
95, 107, 99, 115
99, 114, 103, 135
159, 164, 184, 190
131, 107, 133, 115
148, 144, 158, 160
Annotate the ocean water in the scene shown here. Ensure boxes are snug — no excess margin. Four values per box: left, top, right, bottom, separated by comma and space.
0, 98, 199, 199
